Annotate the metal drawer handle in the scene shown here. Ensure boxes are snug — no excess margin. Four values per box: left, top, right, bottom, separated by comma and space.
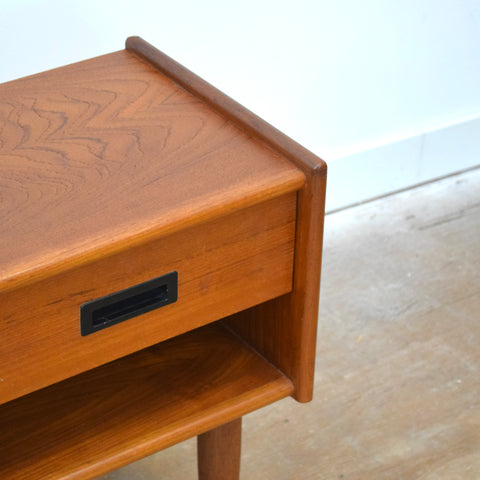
80, 272, 178, 336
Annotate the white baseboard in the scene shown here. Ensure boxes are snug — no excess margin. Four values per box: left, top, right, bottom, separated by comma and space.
325, 116, 480, 213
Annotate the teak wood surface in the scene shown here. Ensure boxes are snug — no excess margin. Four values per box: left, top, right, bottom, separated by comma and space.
0, 37, 327, 479
0, 49, 304, 293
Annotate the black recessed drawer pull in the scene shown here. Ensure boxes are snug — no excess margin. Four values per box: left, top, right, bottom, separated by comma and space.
80, 271, 177, 336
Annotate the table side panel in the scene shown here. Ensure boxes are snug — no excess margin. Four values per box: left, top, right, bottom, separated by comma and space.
225, 169, 327, 402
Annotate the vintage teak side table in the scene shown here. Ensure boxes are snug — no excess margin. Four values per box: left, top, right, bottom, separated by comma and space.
0, 37, 327, 479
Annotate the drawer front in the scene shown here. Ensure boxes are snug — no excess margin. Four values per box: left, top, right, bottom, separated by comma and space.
0, 193, 296, 404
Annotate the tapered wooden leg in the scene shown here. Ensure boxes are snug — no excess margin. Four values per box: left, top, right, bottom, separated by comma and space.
197, 418, 242, 480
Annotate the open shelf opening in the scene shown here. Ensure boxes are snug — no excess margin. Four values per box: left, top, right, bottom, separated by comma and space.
0, 323, 293, 480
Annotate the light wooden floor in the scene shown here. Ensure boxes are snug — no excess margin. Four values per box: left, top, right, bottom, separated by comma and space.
101, 167, 480, 479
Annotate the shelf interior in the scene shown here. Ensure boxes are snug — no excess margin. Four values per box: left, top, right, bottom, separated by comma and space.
0, 323, 293, 480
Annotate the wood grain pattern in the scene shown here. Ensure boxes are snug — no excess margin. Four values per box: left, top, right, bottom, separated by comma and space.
0, 323, 293, 480
0, 193, 296, 404
198, 418, 242, 480
0, 49, 304, 293
125, 37, 328, 402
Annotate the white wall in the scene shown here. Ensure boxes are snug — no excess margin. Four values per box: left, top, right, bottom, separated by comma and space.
2, 0, 479, 210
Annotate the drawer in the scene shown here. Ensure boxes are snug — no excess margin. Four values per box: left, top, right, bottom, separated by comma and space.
0, 192, 296, 404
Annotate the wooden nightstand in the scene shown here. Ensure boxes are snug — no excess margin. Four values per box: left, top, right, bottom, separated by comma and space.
0, 37, 326, 479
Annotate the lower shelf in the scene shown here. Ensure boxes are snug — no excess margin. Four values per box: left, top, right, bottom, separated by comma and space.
0, 323, 293, 480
